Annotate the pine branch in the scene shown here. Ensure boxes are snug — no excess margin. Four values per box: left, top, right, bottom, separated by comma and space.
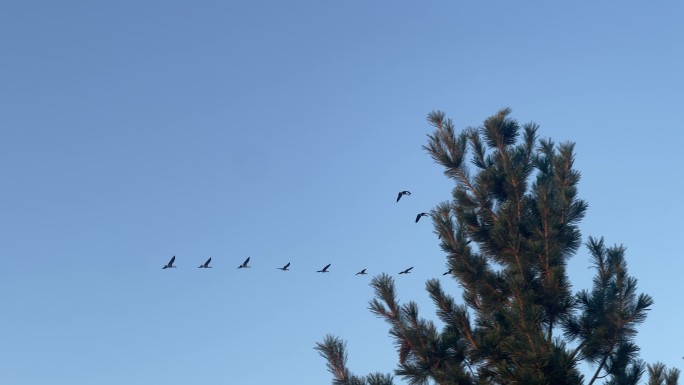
315, 335, 394, 385
665, 367, 681, 385
315, 335, 352, 384
647, 362, 680, 385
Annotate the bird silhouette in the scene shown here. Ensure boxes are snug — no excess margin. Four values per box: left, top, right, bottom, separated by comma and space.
278, 262, 291, 271
415, 212, 429, 223
198, 257, 212, 268
443, 269, 452, 276
238, 257, 251, 269
398, 266, 414, 274
396, 190, 411, 202
355, 268, 367, 275
317, 263, 331, 273
162, 256, 176, 269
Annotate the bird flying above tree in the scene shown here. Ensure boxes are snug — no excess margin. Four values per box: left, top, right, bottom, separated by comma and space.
396, 191, 411, 202
398, 266, 414, 274
162, 256, 176, 269
355, 269, 367, 275
415, 212, 429, 223
198, 258, 212, 268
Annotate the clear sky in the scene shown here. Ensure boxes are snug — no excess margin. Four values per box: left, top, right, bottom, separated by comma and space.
1, 1, 682, 384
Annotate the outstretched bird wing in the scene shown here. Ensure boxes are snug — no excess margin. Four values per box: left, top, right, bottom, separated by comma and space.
284, 262, 290, 269
163, 255, 175, 269
204, 257, 211, 267
165, 256, 175, 268
243, 257, 250, 266
396, 192, 402, 202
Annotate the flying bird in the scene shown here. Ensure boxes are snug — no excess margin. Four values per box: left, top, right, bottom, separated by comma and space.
162, 256, 176, 269
238, 257, 251, 269
396, 190, 411, 202
398, 266, 414, 274
443, 269, 452, 276
317, 263, 331, 273
415, 212, 429, 223
278, 262, 291, 271
198, 257, 212, 268
355, 269, 367, 275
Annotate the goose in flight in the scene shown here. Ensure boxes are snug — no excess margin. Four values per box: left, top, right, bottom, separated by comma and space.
396, 191, 411, 202
415, 212, 429, 223
198, 258, 212, 268
398, 266, 414, 274
355, 268, 367, 275
317, 263, 331, 273
238, 257, 251, 269
278, 262, 291, 271
162, 256, 176, 269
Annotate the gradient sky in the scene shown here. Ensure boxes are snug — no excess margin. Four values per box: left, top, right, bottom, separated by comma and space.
1, 1, 683, 384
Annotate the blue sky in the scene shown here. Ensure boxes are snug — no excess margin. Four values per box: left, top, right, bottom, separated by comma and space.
1, 1, 682, 384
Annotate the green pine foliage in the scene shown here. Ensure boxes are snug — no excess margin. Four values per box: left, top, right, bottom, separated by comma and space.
315, 335, 395, 385
647, 362, 680, 385
317, 109, 677, 385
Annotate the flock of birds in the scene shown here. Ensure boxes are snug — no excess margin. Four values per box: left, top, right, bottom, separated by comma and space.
397, 191, 430, 223
160, 255, 432, 275
160, 190, 451, 276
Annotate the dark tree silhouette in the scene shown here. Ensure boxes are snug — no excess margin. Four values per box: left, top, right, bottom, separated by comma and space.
318, 109, 674, 385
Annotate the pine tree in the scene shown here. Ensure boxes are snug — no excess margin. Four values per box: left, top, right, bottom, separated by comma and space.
317, 109, 677, 385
